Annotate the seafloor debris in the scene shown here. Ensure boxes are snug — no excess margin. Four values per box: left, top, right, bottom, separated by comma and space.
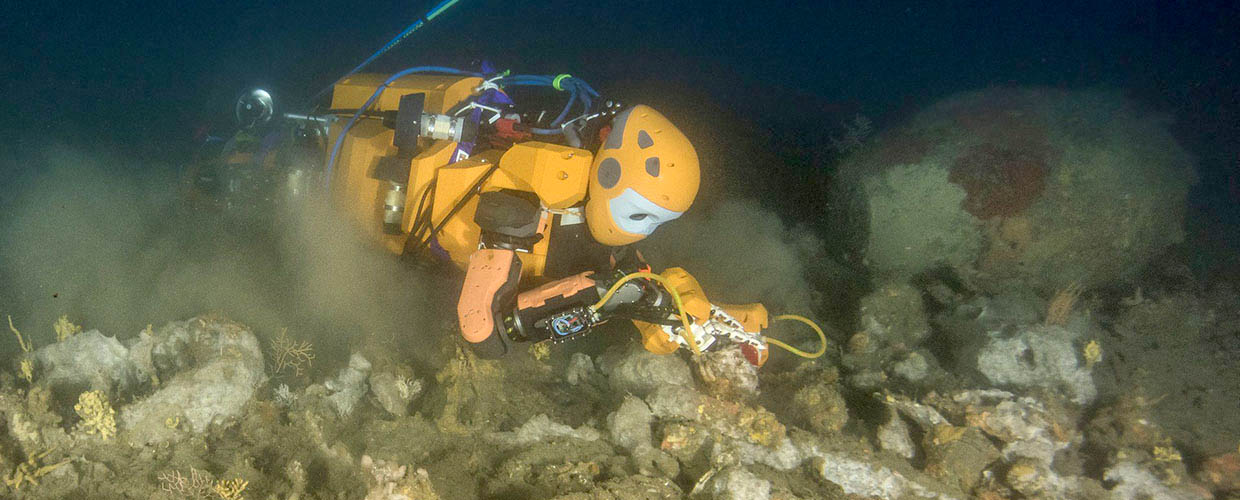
0, 297, 1231, 499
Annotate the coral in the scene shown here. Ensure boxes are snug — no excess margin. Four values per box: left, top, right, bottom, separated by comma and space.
370, 371, 423, 417
157, 467, 214, 499
8, 315, 32, 352
19, 359, 33, 384
3, 446, 69, 491
325, 353, 371, 418
1044, 282, 1083, 326
270, 327, 314, 376
213, 478, 248, 500
74, 390, 117, 440
1082, 340, 1102, 368
361, 455, 440, 500
53, 315, 81, 342
829, 114, 873, 154
949, 142, 1051, 219
8, 315, 34, 383
272, 383, 296, 408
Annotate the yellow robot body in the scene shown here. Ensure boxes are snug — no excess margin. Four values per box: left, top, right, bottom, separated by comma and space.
325, 73, 594, 281
586, 105, 700, 246
432, 142, 593, 278
326, 74, 482, 254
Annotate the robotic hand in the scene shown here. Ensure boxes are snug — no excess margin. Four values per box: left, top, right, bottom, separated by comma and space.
458, 250, 809, 366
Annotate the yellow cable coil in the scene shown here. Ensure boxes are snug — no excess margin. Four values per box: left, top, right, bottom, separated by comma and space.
593, 272, 702, 355
592, 273, 828, 359
768, 314, 827, 359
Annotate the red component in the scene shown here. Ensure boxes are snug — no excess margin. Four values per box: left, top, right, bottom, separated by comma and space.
597, 124, 612, 146
494, 118, 531, 141
740, 343, 769, 367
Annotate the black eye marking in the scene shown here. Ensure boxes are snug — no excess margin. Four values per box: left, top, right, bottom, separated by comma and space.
598, 158, 621, 188
638, 130, 654, 149
630, 213, 649, 221
645, 156, 660, 177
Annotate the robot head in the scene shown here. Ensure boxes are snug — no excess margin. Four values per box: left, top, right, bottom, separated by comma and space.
586, 105, 700, 246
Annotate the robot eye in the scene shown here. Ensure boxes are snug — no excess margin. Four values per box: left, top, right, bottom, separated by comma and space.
638, 130, 654, 149
645, 157, 660, 177
597, 158, 621, 189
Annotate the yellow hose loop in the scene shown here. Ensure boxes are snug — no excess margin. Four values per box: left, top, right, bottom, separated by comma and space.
593, 272, 701, 355
766, 314, 828, 359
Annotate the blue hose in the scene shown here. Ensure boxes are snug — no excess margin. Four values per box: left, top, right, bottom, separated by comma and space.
494, 74, 599, 131
308, 0, 466, 106
324, 66, 480, 189
325, 70, 601, 188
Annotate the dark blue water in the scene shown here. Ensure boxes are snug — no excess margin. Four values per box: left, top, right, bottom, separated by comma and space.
2, 0, 1238, 282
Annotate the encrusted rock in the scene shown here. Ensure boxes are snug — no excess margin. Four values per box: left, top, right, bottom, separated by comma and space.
600, 345, 692, 398
922, 424, 999, 492
118, 316, 266, 445
1105, 461, 1211, 500
892, 351, 931, 383
791, 381, 849, 434
608, 395, 653, 451
35, 329, 139, 399
693, 344, 760, 401
858, 282, 931, 347
708, 467, 770, 500
565, 352, 596, 386
976, 324, 1096, 404
812, 452, 960, 500
369, 371, 422, 418
645, 384, 786, 449
877, 408, 916, 459
487, 414, 601, 447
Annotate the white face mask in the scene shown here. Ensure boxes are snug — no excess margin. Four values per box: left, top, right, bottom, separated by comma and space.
608, 188, 684, 236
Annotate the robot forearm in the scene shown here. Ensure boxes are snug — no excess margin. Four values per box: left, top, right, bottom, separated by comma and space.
458, 252, 771, 365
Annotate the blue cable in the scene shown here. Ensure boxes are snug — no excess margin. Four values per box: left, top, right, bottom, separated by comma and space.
326, 70, 600, 186
552, 89, 578, 126
494, 74, 600, 130
324, 66, 480, 189
308, 0, 467, 106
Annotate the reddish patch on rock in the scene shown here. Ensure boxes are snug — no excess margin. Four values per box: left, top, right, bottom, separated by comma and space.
949, 143, 1051, 219
1200, 452, 1240, 493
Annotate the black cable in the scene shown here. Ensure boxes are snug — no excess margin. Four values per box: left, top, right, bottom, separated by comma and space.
406, 162, 501, 257
407, 178, 438, 241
